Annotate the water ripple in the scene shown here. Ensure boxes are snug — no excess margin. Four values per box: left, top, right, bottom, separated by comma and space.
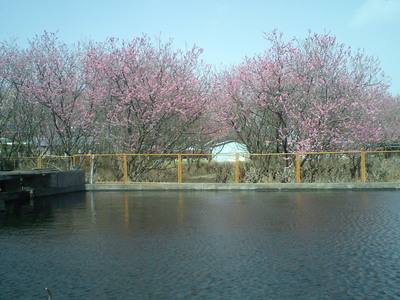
1, 190, 400, 299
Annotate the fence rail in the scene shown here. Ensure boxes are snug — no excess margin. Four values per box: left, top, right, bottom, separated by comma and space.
1, 151, 400, 184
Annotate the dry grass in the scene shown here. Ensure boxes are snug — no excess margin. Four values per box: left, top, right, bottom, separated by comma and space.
366, 154, 400, 182
3, 152, 400, 183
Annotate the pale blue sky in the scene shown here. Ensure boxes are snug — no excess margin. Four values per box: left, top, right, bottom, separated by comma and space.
1, 0, 399, 95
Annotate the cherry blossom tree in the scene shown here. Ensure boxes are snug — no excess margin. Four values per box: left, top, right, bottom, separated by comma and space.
1, 33, 214, 164
287, 32, 390, 151
0, 40, 44, 158
214, 30, 391, 154
18, 32, 98, 156
1, 29, 397, 173
84, 36, 212, 179
378, 95, 400, 145
87, 36, 210, 154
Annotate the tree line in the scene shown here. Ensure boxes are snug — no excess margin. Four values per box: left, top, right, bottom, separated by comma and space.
0, 31, 399, 158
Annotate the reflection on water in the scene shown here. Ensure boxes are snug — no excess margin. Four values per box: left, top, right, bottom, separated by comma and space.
1, 190, 400, 299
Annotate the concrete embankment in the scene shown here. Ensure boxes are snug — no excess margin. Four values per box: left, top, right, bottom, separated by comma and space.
0, 169, 85, 201
2, 168, 400, 207
86, 182, 400, 191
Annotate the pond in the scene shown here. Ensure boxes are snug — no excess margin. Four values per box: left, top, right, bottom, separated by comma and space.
1, 190, 400, 299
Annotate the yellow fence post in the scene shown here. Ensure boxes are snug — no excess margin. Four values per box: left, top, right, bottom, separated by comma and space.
37, 156, 42, 169
360, 151, 366, 183
123, 154, 128, 183
235, 153, 240, 183
89, 155, 92, 179
296, 153, 301, 183
177, 154, 182, 183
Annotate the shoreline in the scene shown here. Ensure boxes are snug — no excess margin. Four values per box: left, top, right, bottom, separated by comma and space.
85, 182, 400, 191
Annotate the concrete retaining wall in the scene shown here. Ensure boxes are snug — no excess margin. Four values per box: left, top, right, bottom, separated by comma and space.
86, 182, 400, 191
0, 169, 86, 199
34, 170, 86, 197
3, 168, 400, 204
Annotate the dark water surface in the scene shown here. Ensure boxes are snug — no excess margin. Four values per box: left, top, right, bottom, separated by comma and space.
1, 191, 400, 299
